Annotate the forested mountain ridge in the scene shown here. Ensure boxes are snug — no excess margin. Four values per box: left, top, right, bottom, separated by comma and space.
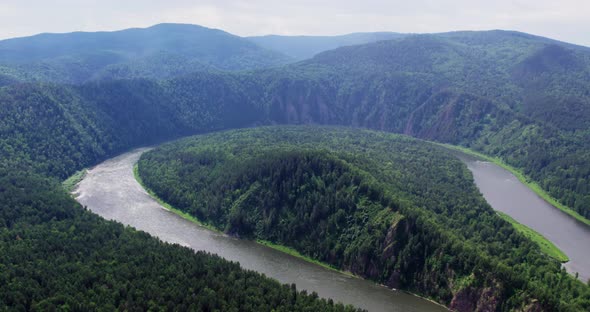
2, 29, 589, 219
253, 30, 590, 219
0, 72, 264, 179
137, 127, 590, 311
0, 23, 291, 84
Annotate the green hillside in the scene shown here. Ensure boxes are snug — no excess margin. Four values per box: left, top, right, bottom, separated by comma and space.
0, 23, 291, 84
1, 30, 589, 220
137, 126, 590, 311
0, 168, 360, 311
253, 31, 590, 220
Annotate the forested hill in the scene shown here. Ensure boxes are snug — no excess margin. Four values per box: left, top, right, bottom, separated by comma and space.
247, 32, 404, 60
137, 127, 590, 311
0, 72, 264, 179
254, 30, 590, 220
0, 23, 291, 84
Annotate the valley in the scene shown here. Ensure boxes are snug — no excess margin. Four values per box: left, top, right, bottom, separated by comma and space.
1, 22, 590, 311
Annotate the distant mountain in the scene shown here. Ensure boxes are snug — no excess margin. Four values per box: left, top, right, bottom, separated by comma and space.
262, 30, 590, 129
247, 32, 404, 60
0, 23, 291, 84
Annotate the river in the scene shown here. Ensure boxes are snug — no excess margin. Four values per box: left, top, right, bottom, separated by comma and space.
453, 151, 590, 282
74, 148, 447, 312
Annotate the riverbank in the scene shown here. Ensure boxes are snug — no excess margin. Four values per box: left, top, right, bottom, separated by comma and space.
62, 169, 88, 193
256, 240, 354, 276
256, 240, 448, 310
133, 163, 348, 272
134, 163, 367, 279
132, 160, 450, 311
437, 143, 590, 227
496, 212, 569, 262
133, 164, 220, 233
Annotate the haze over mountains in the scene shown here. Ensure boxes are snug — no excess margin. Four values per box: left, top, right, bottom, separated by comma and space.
247, 32, 405, 60
0, 23, 290, 83
2, 23, 588, 219
1, 23, 590, 311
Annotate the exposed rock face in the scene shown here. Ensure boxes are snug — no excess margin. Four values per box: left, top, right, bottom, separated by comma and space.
336, 215, 506, 311
450, 287, 500, 312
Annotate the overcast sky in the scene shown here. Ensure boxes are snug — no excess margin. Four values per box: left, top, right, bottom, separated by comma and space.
1, 0, 589, 46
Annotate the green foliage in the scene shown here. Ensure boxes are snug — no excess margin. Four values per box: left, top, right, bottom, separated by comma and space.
2, 27, 590, 311
3, 28, 590, 221
250, 31, 590, 221
0, 168, 362, 311
62, 169, 87, 193
0, 23, 291, 84
138, 126, 590, 311
0, 72, 261, 179
496, 212, 569, 263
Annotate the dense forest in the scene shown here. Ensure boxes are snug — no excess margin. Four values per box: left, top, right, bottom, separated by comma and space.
252, 31, 590, 220
0, 23, 291, 84
138, 126, 590, 311
0, 167, 362, 311
1, 24, 590, 311
1, 27, 588, 220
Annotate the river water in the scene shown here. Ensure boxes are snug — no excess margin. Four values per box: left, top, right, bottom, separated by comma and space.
74, 148, 447, 312
453, 151, 590, 282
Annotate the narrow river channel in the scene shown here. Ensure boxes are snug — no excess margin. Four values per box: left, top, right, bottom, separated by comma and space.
74, 148, 447, 312
453, 151, 590, 282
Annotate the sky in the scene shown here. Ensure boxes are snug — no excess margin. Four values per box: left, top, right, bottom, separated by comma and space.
0, 0, 589, 46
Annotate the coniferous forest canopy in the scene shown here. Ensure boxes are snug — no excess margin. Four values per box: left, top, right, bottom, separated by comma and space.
136, 127, 590, 311
1, 26, 589, 220
0, 169, 360, 311
0, 23, 589, 311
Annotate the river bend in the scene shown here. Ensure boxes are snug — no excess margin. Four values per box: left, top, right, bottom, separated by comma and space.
74, 148, 446, 312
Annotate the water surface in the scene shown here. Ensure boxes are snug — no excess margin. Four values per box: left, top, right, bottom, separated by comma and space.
75, 148, 446, 312
453, 151, 590, 282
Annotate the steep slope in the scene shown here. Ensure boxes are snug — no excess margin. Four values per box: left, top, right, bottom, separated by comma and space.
252, 30, 590, 219
247, 32, 404, 60
0, 72, 261, 179
0, 23, 291, 83
137, 126, 590, 311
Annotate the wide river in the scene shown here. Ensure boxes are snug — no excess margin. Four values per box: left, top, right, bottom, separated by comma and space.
74, 148, 447, 312
454, 151, 590, 282
74, 145, 590, 311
